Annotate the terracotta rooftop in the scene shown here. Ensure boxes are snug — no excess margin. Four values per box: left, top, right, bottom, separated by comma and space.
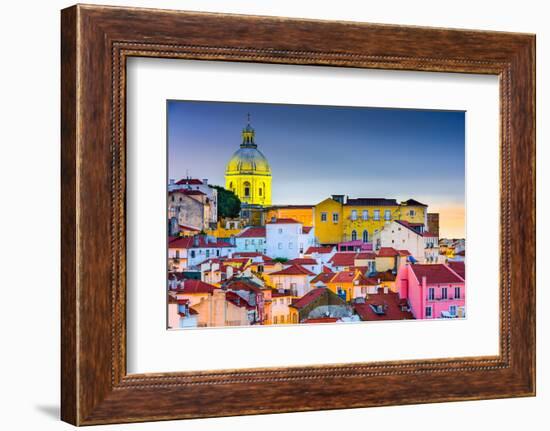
377, 247, 400, 258
328, 252, 357, 267
169, 189, 205, 196
269, 264, 315, 276
448, 261, 466, 280
302, 226, 313, 234
236, 226, 266, 238
266, 218, 302, 225
330, 270, 369, 284
175, 279, 218, 294
175, 178, 203, 185
290, 288, 327, 310
410, 264, 465, 284
225, 291, 255, 310
305, 246, 335, 255
285, 258, 318, 266
354, 290, 414, 321
168, 236, 235, 249
303, 317, 340, 324
310, 271, 336, 285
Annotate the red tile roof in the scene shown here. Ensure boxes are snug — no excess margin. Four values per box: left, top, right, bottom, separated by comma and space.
354, 291, 414, 321
356, 252, 376, 259
377, 247, 400, 257
269, 264, 315, 276
168, 236, 235, 249
305, 246, 334, 255
328, 252, 357, 267
397, 249, 411, 256
175, 178, 203, 185
266, 218, 301, 224
410, 264, 465, 284
372, 271, 397, 282
224, 279, 263, 293
236, 226, 266, 238
233, 252, 272, 261
169, 189, 205, 196
302, 226, 313, 234
225, 291, 255, 310
303, 317, 339, 324
322, 265, 333, 273
330, 271, 361, 284
285, 258, 318, 266
290, 288, 327, 309
175, 279, 218, 294
448, 261, 465, 279
310, 272, 336, 285
178, 224, 200, 232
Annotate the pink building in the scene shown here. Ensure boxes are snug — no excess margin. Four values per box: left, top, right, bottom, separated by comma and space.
396, 262, 466, 319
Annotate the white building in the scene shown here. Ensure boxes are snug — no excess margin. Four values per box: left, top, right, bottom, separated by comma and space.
235, 227, 266, 254
168, 235, 236, 270
372, 220, 439, 263
265, 218, 315, 260
304, 246, 337, 266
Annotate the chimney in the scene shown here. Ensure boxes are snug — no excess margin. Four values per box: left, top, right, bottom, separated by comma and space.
193, 235, 199, 247
169, 179, 175, 186
383, 286, 389, 294
202, 178, 208, 186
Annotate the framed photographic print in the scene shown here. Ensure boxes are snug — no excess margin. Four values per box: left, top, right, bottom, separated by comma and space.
61, 4, 535, 425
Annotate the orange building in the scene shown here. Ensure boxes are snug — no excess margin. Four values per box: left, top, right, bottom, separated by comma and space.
265, 205, 314, 227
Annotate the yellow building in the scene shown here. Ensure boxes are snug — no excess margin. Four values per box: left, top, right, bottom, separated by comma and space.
313, 197, 345, 245
265, 205, 314, 227
314, 196, 428, 245
225, 116, 272, 207
325, 270, 369, 302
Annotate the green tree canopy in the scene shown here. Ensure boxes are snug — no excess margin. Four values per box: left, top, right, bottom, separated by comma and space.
211, 185, 241, 219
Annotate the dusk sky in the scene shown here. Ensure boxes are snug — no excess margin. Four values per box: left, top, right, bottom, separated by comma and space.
168, 100, 465, 238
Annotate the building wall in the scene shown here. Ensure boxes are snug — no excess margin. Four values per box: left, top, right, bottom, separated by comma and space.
375, 256, 396, 272
373, 221, 425, 260
235, 236, 266, 253
397, 265, 466, 319
266, 222, 307, 259
192, 290, 251, 327
225, 173, 272, 207
168, 192, 205, 231
427, 212, 440, 236
268, 274, 310, 297
342, 204, 427, 243
266, 206, 314, 227
271, 295, 294, 324
313, 198, 344, 245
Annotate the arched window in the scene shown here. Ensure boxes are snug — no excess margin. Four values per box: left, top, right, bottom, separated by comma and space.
351, 230, 357, 241
243, 181, 251, 197
258, 187, 262, 196
229, 182, 234, 191
362, 230, 369, 243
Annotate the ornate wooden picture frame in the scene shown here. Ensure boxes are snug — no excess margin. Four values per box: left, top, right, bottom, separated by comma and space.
61, 4, 535, 425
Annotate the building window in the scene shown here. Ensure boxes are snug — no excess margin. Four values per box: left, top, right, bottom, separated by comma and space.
171, 195, 174, 202
425, 306, 432, 318
454, 287, 461, 299
374, 210, 380, 221
258, 188, 262, 196
351, 210, 357, 220
384, 210, 391, 220
321, 212, 327, 222
243, 181, 251, 197
274, 316, 278, 324
175, 250, 180, 258
409, 209, 416, 217
362, 230, 368, 243
351, 230, 357, 241
428, 287, 435, 300
289, 242, 293, 249
362, 210, 368, 220
332, 212, 339, 223
278, 228, 283, 234
449, 305, 457, 316
229, 182, 234, 191
278, 242, 282, 249
190, 250, 195, 258
441, 287, 448, 299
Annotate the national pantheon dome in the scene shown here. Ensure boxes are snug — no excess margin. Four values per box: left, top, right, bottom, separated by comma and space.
225, 116, 272, 207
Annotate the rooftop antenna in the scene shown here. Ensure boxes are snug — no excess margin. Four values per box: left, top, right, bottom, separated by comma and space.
247, 112, 251, 125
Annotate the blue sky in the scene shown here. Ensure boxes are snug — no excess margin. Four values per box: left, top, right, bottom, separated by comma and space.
168, 100, 465, 238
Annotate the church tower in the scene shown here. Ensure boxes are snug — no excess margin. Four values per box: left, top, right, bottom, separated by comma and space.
225, 115, 272, 207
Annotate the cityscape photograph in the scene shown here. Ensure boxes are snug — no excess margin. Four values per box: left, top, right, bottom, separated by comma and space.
167, 100, 466, 329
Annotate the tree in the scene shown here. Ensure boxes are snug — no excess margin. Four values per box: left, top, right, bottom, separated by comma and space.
210, 185, 241, 219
